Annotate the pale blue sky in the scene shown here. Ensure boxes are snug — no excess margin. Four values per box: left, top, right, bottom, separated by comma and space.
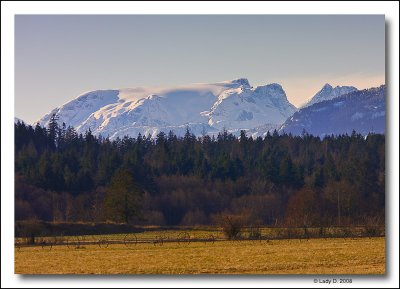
15, 15, 385, 124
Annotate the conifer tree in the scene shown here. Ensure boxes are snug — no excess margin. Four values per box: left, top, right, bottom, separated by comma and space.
104, 169, 142, 223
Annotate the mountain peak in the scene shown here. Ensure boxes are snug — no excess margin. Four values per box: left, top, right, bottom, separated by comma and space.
303, 83, 357, 108
267, 83, 284, 90
254, 83, 285, 97
322, 83, 333, 90
231, 78, 251, 88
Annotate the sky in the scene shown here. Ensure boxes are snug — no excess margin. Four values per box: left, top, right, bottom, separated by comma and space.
15, 15, 385, 124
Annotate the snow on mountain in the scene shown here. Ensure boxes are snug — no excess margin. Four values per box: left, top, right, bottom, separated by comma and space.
14, 117, 25, 124
303, 84, 358, 108
38, 79, 297, 139
39, 90, 120, 130
206, 83, 296, 132
280, 85, 385, 137
245, 123, 282, 139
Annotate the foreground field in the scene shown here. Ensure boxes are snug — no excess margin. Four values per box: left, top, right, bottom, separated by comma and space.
15, 237, 385, 274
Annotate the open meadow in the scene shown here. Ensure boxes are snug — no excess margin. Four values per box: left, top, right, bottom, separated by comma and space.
15, 235, 385, 274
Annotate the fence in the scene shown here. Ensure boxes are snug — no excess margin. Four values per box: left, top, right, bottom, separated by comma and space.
14, 225, 384, 250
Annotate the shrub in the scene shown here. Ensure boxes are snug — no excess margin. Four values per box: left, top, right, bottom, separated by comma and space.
219, 214, 244, 240
248, 226, 262, 240
362, 216, 384, 237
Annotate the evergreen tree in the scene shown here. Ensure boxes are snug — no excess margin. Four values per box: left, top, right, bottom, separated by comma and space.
104, 169, 143, 223
47, 113, 59, 149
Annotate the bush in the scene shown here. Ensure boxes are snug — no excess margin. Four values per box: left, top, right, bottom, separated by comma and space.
219, 214, 244, 240
248, 226, 262, 240
362, 216, 384, 237
363, 226, 381, 237
339, 226, 353, 238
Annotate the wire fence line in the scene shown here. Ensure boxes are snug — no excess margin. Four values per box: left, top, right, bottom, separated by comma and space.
14, 226, 385, 250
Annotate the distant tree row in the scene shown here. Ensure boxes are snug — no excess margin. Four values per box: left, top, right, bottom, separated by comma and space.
15, 116, 385, 227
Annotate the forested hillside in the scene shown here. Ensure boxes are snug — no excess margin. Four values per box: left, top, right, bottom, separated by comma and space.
15, 115, 385, 227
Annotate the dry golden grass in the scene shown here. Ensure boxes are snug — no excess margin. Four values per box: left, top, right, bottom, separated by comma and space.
15, 237, 385, 274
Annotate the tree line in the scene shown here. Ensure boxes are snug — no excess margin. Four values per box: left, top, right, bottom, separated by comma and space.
15, 114, 385, 227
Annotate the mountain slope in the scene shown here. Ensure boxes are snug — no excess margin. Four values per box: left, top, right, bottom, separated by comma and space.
303, 84, 358, 108
14, 117, 25, 124
280, 85, 385, 137
38, 79, 297, 139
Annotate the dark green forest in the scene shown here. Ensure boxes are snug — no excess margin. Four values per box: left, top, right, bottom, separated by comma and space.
15, 115, 385, 227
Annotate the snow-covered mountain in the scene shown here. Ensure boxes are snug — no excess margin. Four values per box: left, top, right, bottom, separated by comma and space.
14, 117, 25, 124
280, 85, 385, 137
38, 79, 297, 139
303, 84, 358, 108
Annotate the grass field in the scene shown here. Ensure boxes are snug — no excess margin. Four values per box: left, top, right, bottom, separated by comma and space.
15, 237, 385, 274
